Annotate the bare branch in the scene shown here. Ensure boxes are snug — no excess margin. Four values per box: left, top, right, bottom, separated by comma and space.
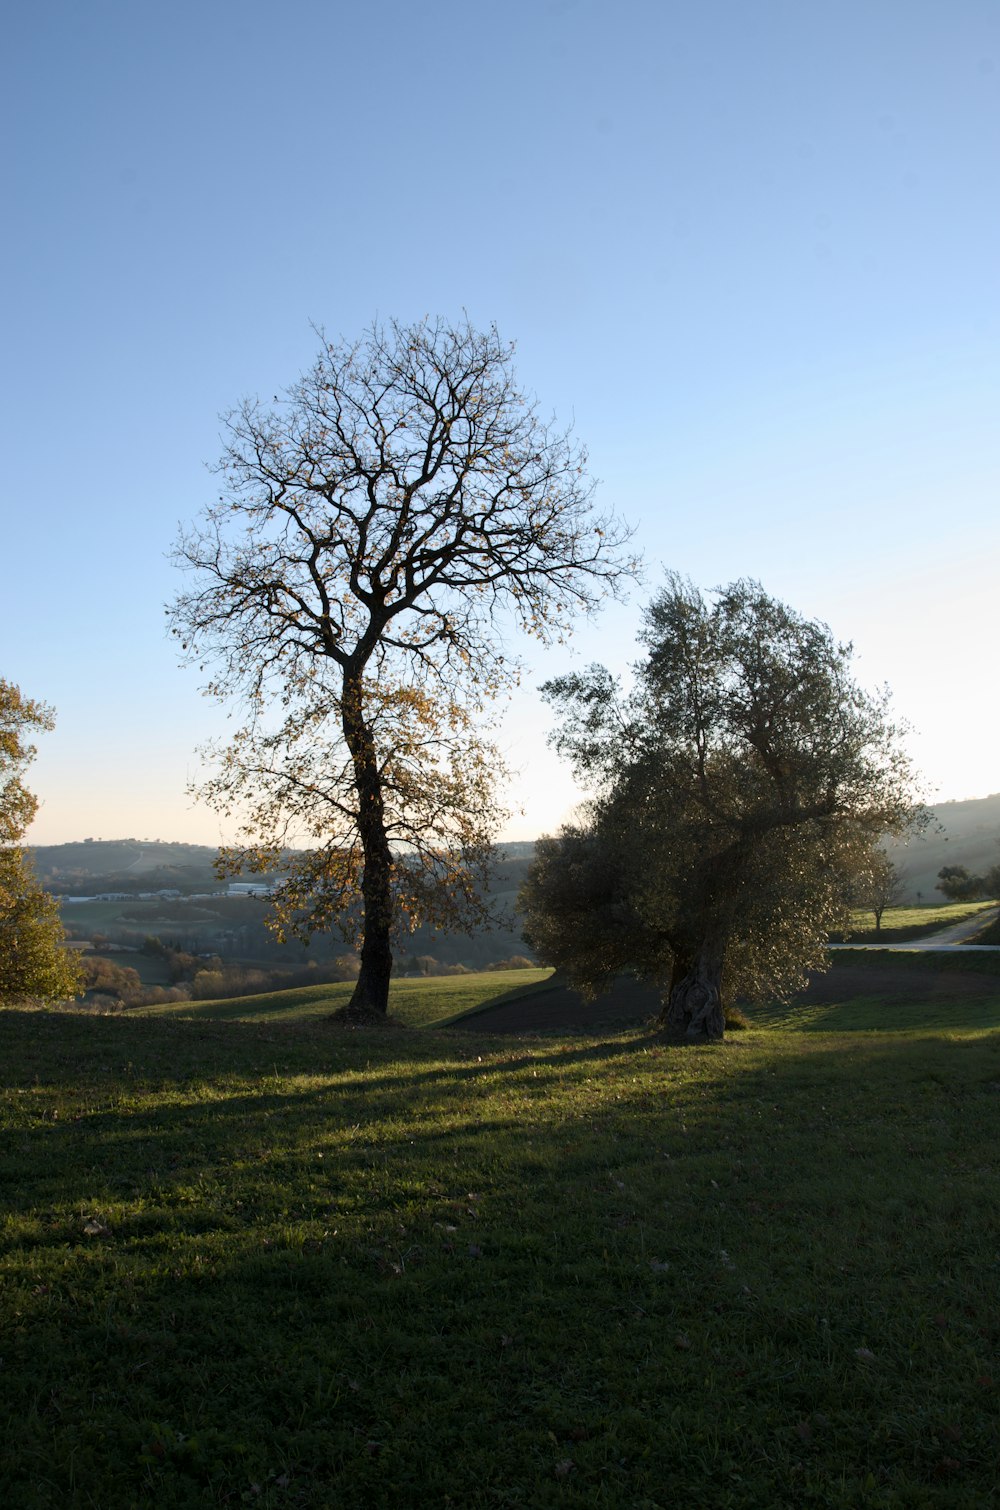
170, 317, 636, 1016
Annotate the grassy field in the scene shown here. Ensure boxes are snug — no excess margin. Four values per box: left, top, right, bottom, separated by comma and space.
131, 968, 553, 1029
835, 900, 997, 944
4, 975, 1000, 1507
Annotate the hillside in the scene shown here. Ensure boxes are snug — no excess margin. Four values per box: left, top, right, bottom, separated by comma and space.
886, 791, 1000, 899
36, 838, 535, 969
6, 989, 1000, 1505
33, 797, 1000, 960
30, 839, 222, 895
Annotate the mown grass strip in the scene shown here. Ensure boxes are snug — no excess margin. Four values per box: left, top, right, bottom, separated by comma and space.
132, 968, 553, 1029
832, 900, 996, 944
3, 1005, 1000, 1507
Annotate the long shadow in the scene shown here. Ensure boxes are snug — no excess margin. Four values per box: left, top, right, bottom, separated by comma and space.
5, 1005, 1000, 1234
5, 1024, 999, 1255
7, 1025, 1000, 1509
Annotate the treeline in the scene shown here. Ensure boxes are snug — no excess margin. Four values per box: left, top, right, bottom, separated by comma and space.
937, 861, 1000, 901
401, 954, 535, 976
80, 941, 365, 1010
78, 941, 538, 1010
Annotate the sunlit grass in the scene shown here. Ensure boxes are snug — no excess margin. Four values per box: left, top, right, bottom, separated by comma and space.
4, 996, 1000, 1506
750, 995, 1000, 1033
839, 899, 996, 942
132, 968, 553, 1028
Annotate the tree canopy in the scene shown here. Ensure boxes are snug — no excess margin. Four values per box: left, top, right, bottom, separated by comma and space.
520, 577, 920, 1041
171, 316, 636, 1018
852, 848, 908, 931
0, 680, 81, 1003
937, 861, 1000, 902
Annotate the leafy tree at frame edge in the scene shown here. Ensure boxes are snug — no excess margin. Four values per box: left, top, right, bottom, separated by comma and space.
520, 577, 921, 1041
0, 680, 81, 1002
171, 317, 637, 1019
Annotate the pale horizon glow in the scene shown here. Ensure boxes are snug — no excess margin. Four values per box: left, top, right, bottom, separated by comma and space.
4, 1, 998, 849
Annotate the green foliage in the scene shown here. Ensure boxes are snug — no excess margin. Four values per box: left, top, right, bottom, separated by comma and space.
0, 678, 52, 843
3, 1007, 1000, 1504
0, 849, 82, 1002
0, 681, 81, 1003
936, 864, 986, 901
937, 855, 1000, 904
851, 847, 907, 930
523, 578, 919, 1040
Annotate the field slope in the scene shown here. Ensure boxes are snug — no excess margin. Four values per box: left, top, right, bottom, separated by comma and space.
2, 993, 1000, 1506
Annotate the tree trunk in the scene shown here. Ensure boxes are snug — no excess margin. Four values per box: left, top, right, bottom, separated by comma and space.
338, 671, 394, 1021
661, 941, 726, 1042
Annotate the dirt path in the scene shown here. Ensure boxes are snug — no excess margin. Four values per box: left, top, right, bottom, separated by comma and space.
830, 907, 1000, 951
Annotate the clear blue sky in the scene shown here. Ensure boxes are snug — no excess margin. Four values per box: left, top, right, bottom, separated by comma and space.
3, 0, 998, 845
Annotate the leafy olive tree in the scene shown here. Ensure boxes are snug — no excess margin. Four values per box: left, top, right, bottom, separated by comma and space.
0, 681, 81, 1002
521, 577, 920, 1041
171, 317, 635, 1019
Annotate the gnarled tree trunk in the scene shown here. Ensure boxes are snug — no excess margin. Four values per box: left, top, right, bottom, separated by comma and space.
661, 940, 726, 1042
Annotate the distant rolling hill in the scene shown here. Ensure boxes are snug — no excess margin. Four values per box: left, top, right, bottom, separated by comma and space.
886, 792, 1000, 900
31, 837, 537, 968
31, 795, 1000, 954
29, 839, 222, 895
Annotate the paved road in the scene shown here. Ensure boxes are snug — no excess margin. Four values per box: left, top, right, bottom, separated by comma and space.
830, 906, 1000, 952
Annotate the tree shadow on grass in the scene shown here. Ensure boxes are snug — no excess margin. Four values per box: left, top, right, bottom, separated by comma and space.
4, 1007, 1000, 1237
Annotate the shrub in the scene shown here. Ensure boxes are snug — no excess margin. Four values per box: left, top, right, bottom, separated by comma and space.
79, 957, 143, 1004
486, 955, 536, 971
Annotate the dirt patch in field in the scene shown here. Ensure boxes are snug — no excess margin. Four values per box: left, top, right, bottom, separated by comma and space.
455, 964, 1000, 1035
797, 965, 1000, 1005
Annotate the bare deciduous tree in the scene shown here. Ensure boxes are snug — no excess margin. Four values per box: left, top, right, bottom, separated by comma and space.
853, 849, 908, 931
171, 317, 636, 1019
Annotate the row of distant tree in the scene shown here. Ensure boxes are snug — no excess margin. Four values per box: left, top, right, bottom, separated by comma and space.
75, 940, 538, 1010
936, 861, 1000, 902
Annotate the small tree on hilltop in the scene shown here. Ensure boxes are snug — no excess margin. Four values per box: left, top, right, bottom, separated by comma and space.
520, 577, 920, 1042
0, 680, 82, 1003
171, 317, 636, 1020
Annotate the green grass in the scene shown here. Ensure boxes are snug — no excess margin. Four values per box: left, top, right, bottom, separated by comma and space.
60, 900, 139, 927
133, 968, 553, 1028
746, 951, 1000, 1033
4, 996, 1000, 1507
834, 900, 997, 944
750, 995, 1000, 1033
